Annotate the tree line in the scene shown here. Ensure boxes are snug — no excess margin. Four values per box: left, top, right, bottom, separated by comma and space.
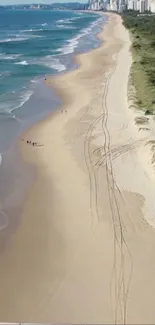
121, 10, 155, 110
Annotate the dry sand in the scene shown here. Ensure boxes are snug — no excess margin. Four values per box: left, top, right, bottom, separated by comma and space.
0, 13, 155, 324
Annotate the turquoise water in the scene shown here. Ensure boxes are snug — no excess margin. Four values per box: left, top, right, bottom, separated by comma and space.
0, 9, 106, 153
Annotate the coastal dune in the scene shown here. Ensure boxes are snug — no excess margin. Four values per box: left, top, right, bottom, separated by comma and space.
0, 13, 155, 324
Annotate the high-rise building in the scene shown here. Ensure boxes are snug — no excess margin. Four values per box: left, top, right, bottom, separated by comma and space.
88, 0, 155, 12
88, 0, 106, 10
150, 0, 155, 11
88, 0, 100, 10
139, 0, 145, 11
127, 0, 134, 9
118, 0, 126, 11
109, 0, 118, 10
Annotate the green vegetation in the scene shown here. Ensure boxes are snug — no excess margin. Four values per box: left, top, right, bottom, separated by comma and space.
122, 11, 155, 113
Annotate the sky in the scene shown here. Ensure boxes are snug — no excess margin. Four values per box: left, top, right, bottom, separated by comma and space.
0, 0, 86, 4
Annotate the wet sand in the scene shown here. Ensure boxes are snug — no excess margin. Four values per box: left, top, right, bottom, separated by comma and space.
0, 13, 155, 324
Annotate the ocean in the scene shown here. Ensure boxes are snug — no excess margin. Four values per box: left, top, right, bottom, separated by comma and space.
0, 9, 107, 156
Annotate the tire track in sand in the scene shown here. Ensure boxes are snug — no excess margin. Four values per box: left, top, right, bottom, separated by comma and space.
80, 60, 133, 323
99, 63, 133, 324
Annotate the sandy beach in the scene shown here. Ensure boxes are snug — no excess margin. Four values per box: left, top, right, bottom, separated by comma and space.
1, 12, 155, 324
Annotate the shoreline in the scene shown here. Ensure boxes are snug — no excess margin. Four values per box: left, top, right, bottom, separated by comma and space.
1, 12, 155, 324
19, 12, 109, 164
0, 10, 104, 247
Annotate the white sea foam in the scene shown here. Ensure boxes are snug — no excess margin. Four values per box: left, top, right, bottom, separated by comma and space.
42, 23, 48, 26
57, 13, 100, 28
60, 16, 104, 55
30, 79, 38, 83
49, 16, 103, 56
0, 53, 22, 60
57, 19, 64, 23
22, 28, 33, 32
62, 38, 79, 55
10, 90, 33, 112
55, 47, 63, 53
57, 24, 76, 30
57, 18, 72, 24
57, 24, 66, 28
22, 28, 43, 32
60, 16, 84, 23
0, 37, 29, 43
15, 60, 28, 66
0, 89, 33, 115
0, 32, 43, 43
26, 34, 43, 39
43, 56, 66, 72
15, 32, 43, 38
